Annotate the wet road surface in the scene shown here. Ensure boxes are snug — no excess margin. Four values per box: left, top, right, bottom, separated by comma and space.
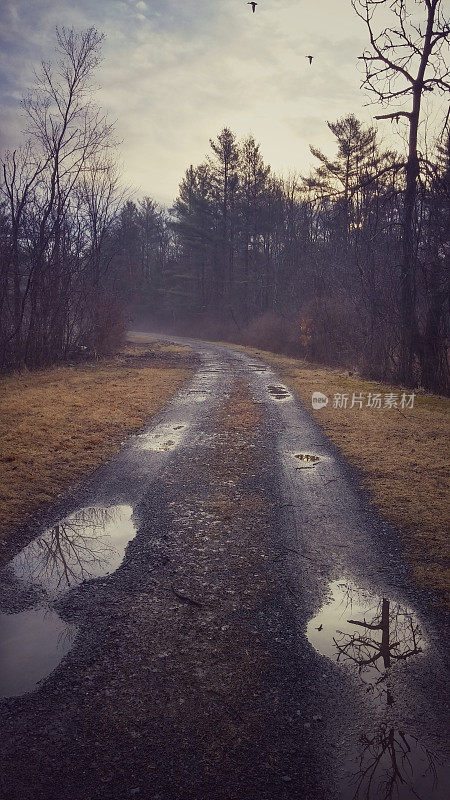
0, 336, 449, 799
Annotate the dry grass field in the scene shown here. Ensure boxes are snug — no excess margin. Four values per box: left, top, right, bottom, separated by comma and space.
0, 343, 193, 537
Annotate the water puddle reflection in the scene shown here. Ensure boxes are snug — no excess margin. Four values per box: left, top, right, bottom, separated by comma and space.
306, 580, 448, 799
1, 504, 135, 697
268, 384, 292, 401
10, 505, 135, 600
247, 363, 269, 373
345, 724, 445, 800
0, 607, 77, 697
138, 423, 187, 452
184, 391, 210, 402
294, 453, 321, 468
307, 580, 424, 696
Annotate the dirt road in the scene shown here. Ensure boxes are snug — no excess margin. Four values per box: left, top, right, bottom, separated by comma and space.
0, 337, 448, 800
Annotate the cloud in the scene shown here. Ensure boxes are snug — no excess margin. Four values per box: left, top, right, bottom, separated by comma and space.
0, 0, 446, 206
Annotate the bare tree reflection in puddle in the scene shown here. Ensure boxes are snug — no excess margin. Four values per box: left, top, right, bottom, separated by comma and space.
307, 581, 424, 701
10, 504, 135, 601
348, 723, 440, 800
335, 596, 440, 799
307, 581, 447, 799
0, 505, 136, 697
332, 591, 423, 705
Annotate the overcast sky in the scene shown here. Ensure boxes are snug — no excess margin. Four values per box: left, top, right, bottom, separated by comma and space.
0, 0, 447, 205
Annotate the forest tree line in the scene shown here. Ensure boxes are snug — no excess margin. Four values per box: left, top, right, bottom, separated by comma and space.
118, 119, 449, 393
1, 2, 449, 393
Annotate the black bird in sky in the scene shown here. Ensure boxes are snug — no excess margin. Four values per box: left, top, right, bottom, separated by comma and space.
248, 2, 258, 12
306, 55, 314, 65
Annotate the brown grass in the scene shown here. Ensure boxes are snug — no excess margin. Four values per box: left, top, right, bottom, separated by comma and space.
0, 346, 192, 537
126, 332, 192, 356
224, 345, 450, 606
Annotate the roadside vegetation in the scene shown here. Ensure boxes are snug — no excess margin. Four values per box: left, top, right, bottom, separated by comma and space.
0, 342, 193, 537
243, 347, 449, 606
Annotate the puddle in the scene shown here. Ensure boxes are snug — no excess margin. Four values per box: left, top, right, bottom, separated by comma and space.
307, 580, 425, 696
268, 384, 292, 401
0, 607, 77, 697
294, 453, 320, 468
294, 453, 320, 463
186, 391, 210, 402
9, 504, 136, 601
343, 724, 448, 800
138, 423, 187, 452
179, 389, 210, 403
307, 581, 449, 799
0, 504, 135, 698
247, 364, 269, 373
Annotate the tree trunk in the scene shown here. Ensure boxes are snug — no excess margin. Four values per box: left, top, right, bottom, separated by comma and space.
399, 1, 436, 385
399, 93, 420, 385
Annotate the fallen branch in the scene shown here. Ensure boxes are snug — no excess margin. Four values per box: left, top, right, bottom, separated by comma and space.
172, 587, 203, 608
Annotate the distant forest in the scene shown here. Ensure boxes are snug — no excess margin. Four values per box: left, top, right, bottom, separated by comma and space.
1, 4, 449, 393
130, 121, 449, 394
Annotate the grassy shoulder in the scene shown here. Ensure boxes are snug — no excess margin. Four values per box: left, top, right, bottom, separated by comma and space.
229, 344, 450, 606
0, 342, 193, 537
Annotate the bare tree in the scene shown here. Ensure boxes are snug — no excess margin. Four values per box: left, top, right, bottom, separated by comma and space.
0, 27, 122, 369
1, 144, 48, 362
352, 0, 450, 384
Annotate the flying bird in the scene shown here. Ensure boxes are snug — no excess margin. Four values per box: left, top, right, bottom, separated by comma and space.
248, 2, 258, 12
316, 624, 323, 631
306, 55, 314, 65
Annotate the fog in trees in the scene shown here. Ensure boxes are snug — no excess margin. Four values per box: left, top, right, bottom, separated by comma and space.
146, 114, 447, 393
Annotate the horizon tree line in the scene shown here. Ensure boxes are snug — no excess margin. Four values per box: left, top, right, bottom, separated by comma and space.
141, 114, 447, 393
